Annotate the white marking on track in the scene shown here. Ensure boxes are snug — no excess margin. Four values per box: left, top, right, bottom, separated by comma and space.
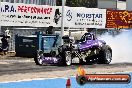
0, 72, 131, 84
0, 77, 71, 84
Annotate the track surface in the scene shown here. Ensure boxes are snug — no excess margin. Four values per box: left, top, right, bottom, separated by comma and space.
0, 59, 132, 75
0, 75, 132, 88
0, 57, 132, 82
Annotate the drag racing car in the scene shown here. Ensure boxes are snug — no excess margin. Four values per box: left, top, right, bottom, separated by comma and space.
34, 32, 112, 66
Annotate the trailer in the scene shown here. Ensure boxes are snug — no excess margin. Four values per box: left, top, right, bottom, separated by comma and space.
15, 32, 60, 57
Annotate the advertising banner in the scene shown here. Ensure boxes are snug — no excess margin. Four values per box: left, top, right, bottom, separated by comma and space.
106, 10, 132, 28
0, 2, 106, 28
64, 7, 106, 28
0, 2, 62, 27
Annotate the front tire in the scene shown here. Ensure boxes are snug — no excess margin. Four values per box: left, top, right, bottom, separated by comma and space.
34, 50, 45, 65
98, 45, 112, 64
61, 51, 72, 66
65, 51, 72, 66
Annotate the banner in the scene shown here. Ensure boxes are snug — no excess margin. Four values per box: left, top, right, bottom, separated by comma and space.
0, 2, 106, 28
0, 2, 61, 27
64, 7, 106, 28
106, 10, 132, 28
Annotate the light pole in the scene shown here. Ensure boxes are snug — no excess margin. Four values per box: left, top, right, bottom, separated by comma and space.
116, 0, 118, 10
61, 0, 66, 45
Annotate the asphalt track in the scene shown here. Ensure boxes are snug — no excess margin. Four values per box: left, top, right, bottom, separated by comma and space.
0, 59, 132, 76
0, 59, 132, 88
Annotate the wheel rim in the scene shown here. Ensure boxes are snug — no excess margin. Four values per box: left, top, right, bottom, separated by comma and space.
105, 50, 112, 63
37, 52, 44, 65
65, 51, 71, 66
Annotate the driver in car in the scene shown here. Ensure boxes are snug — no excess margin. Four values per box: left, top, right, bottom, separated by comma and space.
85, 33, 93, 40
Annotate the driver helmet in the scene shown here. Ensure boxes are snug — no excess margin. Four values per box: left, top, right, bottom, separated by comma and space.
86, 33, 92, 40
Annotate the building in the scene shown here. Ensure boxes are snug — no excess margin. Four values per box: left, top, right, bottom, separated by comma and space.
126, 0, 132, 11
117, 0, 126, 10
98, 0, 127, 10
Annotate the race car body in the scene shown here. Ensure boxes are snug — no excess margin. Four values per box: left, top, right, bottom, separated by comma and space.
34, 32, 112, 66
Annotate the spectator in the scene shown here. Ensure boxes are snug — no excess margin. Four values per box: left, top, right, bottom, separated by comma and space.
1, 35, 9, 54
46, 26, 54, 34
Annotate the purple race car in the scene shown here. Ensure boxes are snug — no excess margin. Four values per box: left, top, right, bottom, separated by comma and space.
34, 32, 112, 66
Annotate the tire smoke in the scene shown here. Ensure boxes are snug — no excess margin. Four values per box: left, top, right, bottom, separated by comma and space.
98, 29, 132, 63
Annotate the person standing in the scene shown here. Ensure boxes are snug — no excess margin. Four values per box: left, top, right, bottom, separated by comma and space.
1, 35, 9, 54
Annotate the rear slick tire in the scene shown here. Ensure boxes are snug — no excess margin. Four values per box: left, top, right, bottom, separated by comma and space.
98, 45, 112, 64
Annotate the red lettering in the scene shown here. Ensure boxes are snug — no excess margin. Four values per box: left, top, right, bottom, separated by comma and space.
27, 6, 31, 12
24, 6, 27, 13
34, 7, 37, 13
43, 8, 47, 14
50, 8, 52, 14
46, 8, 52, 14
47, 8, 50, 14
18, 6, 24, 12
18, 5, 53, 14
18, 6, 21, 12
31, 7, 34, 13
46, 8, 50, 14
128, 12, 132, 20
37, 8, 41, 14
40, 8, 43, 14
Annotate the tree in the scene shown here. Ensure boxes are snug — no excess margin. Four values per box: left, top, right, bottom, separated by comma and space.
56, 0, 97, 8
56, 0, 62, 6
